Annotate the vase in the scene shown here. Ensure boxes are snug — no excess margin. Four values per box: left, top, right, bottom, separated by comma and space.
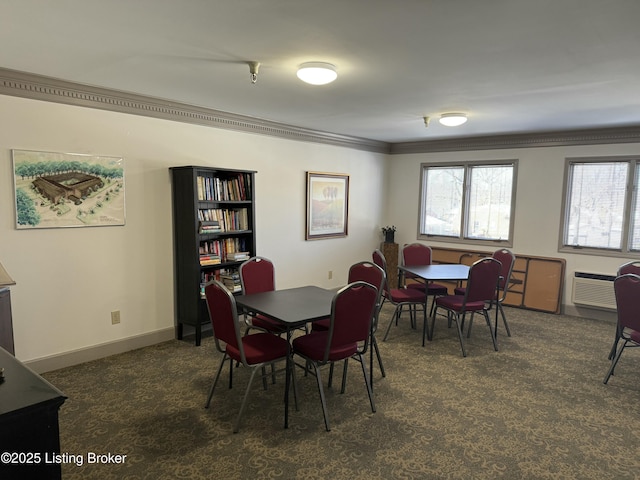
384, 231, 395, 243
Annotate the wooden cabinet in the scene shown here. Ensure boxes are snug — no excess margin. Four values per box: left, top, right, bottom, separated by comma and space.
431, 246, 565, 314
0, 347, 66, 479
0, 288, 14, 354
170, 166, 257, 345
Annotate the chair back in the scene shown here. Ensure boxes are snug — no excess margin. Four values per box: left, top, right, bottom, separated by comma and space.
372, 249, 390, 295
402, 243, 433, 267
465, 257, 502, 304
325, 281, 378, 361
348, 261, 386, 329
614, 274, 640, 332
492, 248, 515, 299
239, 256, 275, 294
204, 279, 245, 361
618, 261, 640, 276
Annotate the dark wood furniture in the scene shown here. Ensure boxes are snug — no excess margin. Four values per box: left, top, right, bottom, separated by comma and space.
0, 347, 66, 479
170, 166, 257, 345
0, 289, 14, 355
380, 242, 399, 289
431, 247, 565, 314
235, 285, 335, 428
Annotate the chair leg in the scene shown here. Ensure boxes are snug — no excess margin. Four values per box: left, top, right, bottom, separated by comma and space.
311, 362, 331, 432
483, 310, 499, 351
603, 341, 627, 384
233, 366, 261, 433
608, 327, 621, 360
383, 307, 400, 341
454, 313, 467, 357
357, 353, 376, 413
498, 302, 511, 337
205, 354, 229, 408
372, 335, 386, 377
466, 312, 476, 338
340, 359, 349, 394
328, 362, 335, 388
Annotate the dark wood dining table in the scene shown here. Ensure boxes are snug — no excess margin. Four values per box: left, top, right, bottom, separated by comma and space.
234, 285, 335, 429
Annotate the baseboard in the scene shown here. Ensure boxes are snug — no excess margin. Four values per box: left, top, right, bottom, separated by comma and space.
562, 304, 617, 324
25, 327, 176, 374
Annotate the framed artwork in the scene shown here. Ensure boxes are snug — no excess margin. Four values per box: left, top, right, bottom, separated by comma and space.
12, 149, 125, 229
306, 171, 349, 240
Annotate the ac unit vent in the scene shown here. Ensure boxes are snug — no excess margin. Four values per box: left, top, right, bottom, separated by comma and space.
571, 272, 616, 310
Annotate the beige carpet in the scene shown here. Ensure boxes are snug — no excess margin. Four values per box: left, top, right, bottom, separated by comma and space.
43, 304, 640, 479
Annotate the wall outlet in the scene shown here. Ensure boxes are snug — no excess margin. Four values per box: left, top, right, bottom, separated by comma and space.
111, 310, 121, 325
328, 270, 333, 280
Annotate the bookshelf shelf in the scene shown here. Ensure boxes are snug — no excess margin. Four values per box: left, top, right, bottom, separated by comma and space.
170, 166, 257, 346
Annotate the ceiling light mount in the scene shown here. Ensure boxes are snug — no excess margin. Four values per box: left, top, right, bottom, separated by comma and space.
248, 61, 260, 84
439, 113, 468, 127
296, 62, 337, 85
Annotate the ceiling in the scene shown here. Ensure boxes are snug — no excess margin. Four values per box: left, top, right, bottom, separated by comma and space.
2, 0, 640, 144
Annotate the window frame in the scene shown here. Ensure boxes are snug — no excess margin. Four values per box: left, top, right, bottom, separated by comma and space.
417, 160, 517, 248
559, 155, 640, 258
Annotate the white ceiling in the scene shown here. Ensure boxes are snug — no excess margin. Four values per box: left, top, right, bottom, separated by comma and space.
2, 0, 640, 143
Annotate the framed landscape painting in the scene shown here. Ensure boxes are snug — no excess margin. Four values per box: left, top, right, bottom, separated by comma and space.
306, 171, 349, 240
12, 150, 125, 229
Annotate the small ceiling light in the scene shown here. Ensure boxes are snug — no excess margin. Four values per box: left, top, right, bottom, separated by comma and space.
439, 113, 468, 127
296, 62, 337, 85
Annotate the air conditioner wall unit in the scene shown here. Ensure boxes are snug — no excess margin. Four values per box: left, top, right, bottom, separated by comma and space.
571, 272, 617, 310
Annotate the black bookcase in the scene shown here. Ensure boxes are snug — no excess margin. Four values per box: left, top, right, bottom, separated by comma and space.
170, 166, 256, 345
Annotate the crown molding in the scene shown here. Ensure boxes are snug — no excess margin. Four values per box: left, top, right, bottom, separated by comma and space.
0, 67, 390, 154
1, 67, 639, 155
389, 126, 640, 154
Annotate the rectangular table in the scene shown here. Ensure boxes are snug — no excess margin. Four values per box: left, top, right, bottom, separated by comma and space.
235, 285, 335, 428
398, 263, 470, 283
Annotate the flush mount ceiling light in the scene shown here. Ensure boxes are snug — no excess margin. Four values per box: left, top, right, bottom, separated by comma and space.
296, 62, 337, 85
439, 113, 468, 127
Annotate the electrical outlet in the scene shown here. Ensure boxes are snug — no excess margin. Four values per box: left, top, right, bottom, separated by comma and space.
328, 270, 333, 280
111, 310, 121, 325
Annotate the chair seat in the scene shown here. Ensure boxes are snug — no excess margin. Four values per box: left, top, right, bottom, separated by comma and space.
623, 327, 640, 344
227, 332, 289, 365
293, 331, 357, 362
387, 287, 426, 303
250, 314, 288, 334
454, 286, 466, 296
435, 295, 486, 312
311, 317, 331, 332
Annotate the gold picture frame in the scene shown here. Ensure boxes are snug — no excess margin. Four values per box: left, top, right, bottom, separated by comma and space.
306, 171, 349, 240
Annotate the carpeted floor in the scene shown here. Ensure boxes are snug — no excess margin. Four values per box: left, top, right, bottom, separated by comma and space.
42, 304, 640, 479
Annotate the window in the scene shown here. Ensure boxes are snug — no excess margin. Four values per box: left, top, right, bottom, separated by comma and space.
561, 157, 640, 254
419, 161, 516, 245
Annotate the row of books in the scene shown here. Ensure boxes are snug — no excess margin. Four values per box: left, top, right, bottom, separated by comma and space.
199, 237, 249, 263
197, 208, 249, 232
198, 221, 221, 234
196, 174, 251, 202
200, 268, 241, 297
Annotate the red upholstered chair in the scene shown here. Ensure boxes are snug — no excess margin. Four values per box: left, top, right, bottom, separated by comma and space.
239, 256, 287, 335
606, 261, 640, 360
203, 279, 291, 433
455, 248, 515, 338
292, 281, 378, 431
431, 257, 501, 357
372, 249, 429, 342
603, 273, 640, 384
401, 243, 448, 315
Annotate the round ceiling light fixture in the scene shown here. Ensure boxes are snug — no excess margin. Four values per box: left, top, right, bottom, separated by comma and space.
439, 113, 468, 127
296, 62, 338, 85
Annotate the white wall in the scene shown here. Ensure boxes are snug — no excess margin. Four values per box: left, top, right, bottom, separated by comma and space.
386, 144, 640, 314
0, 95, 387, 364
